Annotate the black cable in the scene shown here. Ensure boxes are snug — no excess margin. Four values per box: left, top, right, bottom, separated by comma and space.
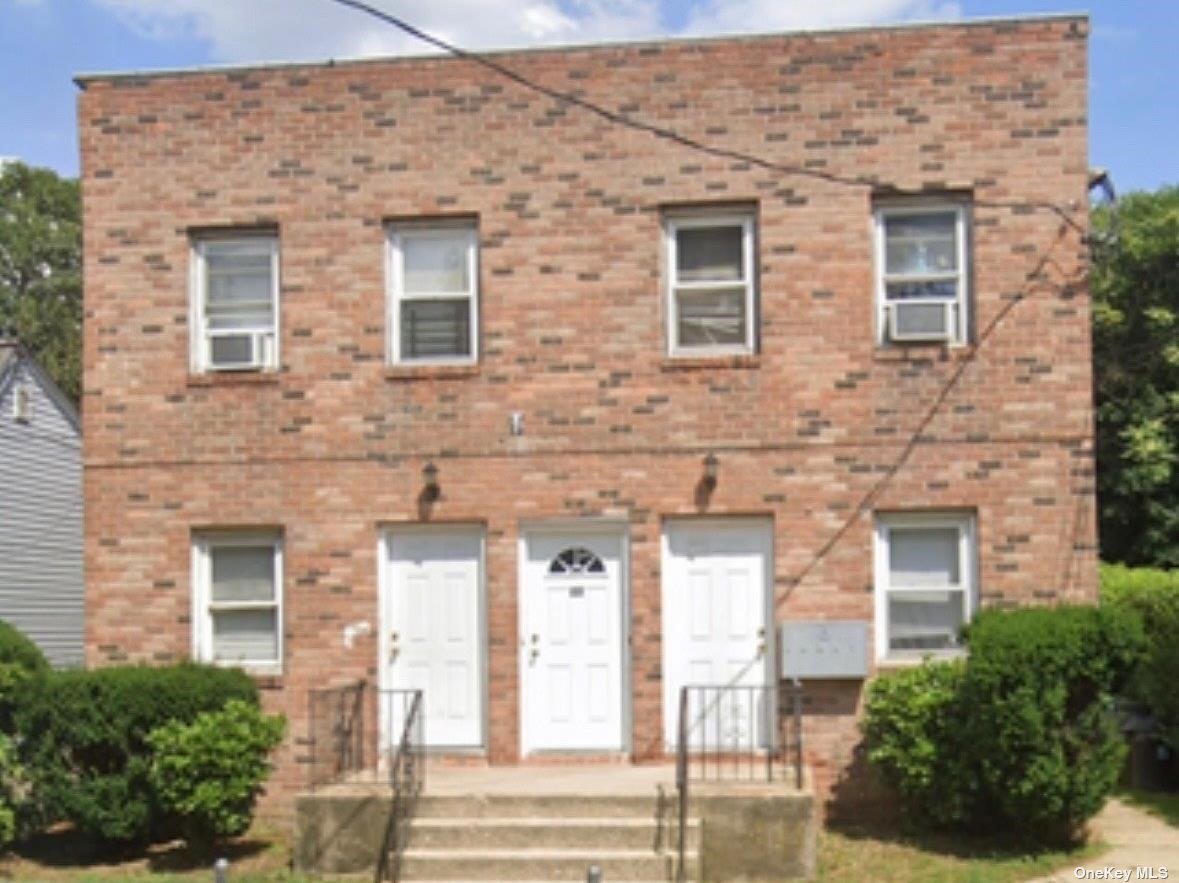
324, 0, 1085, 234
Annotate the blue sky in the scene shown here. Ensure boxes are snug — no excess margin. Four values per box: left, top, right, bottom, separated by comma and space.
1, 0, 1175, 194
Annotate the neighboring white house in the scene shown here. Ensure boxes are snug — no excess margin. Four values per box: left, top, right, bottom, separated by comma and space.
0, 340, 83, 667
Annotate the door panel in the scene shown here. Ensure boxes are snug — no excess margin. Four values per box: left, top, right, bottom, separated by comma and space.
522, 530, 625, 752
385, 528, 483, 748
662, 520, 771, 748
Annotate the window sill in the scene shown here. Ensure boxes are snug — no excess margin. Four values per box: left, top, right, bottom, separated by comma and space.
187, 371, 281, 388
875, 651, 966, 672
660, 354, 761, 372
871, 342, 976, 363
384, 364, 480, 382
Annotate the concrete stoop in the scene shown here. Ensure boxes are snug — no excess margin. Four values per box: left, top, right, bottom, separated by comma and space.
295, 780, 814, 882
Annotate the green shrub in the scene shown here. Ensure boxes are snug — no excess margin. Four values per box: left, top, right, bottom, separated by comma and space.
0, 621, 47, 676
1101, 563, 1179, 749
863, 659, 976, 828
148, 700, 285, 847
15, 663, 258, 846
863, 605, 1145, 845
0, 734, 24, 851
959, 605, 1145, 844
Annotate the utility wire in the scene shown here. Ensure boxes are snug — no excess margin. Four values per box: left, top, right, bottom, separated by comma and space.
325, 0, 1085, 234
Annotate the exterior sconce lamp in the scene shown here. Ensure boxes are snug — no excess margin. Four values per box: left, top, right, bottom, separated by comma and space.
702, 452, 719, 490
422, 461, 440, 501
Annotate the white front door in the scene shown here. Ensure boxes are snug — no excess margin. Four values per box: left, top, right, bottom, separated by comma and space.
520, 528, 626, 753
662, 519, 772, 748
382, 527, 484, 748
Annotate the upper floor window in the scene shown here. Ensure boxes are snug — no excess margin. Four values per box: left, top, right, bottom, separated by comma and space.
190, 234, 280, 372
874, 203, 969, 345
387, 221, 479, 365
873, 511, 977, 662
665, 212, 756, 356
191, 532, 283, 674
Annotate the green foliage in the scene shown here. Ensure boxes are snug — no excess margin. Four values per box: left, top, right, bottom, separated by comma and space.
863, 606, 1145, 845
148, 700, 285, 846
1100, 563, 1179, 750
0, 733, 23, 851
0, 162, 82, 402
959, 606, 1145, 844
14, 664, 258, 846
863, 660, 976, 827
0, 620, 47, 677
1092, 187, 1179, 567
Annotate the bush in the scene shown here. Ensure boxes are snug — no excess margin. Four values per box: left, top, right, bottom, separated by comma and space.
1101, 563, 1179, 749
15, 663, 258, 845
0, 734, 23, 851
148, 700, 285, 847
863, 605, 1145, 846
0, 621, 47, 676
863, 659, 975, 828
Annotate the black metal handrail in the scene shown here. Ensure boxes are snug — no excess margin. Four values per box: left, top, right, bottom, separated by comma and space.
307, 680, 367, 790
375, 689, 425, 883
674, 681, 804, 880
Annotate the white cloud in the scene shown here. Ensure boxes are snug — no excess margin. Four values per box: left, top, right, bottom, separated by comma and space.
89, 0, 963, 64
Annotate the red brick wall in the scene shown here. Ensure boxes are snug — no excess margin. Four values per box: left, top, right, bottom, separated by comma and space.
79, 16, 1094, 813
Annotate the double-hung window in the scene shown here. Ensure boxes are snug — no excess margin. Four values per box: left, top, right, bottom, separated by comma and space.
192, 533, 283, 673
874, 203, 969, 345
190, 234, 280, 372
387, 222, 479, 364
665, 212, 756, 356
874, 512, 976, 662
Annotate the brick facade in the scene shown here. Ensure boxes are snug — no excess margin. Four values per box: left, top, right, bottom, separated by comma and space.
79, 15, 1095, 813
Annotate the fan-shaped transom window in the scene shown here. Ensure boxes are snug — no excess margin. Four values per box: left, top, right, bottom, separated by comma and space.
548, 547, 606, 575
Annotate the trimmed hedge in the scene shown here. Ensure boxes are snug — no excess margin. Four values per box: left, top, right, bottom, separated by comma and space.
864, 605, 1145, 845
1101, 563, 1179, 749
15, 664, 258, 845
0, 622, 47, 676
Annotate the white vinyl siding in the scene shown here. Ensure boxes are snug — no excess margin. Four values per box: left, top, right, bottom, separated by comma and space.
874, 204, 969, 344
190, 235, 280, 372
873, 512, 976, 662
665, 213, 756, 356
192, 534, 283, 674
387, 222, 479, 365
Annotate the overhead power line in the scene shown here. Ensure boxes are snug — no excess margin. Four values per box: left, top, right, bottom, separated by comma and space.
325, 0, 1083, 233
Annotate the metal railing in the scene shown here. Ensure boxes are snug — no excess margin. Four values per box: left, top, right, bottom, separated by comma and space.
306, 681, 426, 790
674, 681, 804, 881
374, 689, 425, 883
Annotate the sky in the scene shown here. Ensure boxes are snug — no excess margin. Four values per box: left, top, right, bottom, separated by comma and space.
0, 0, 1175, 194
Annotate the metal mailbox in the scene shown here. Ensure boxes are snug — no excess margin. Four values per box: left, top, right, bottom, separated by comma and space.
780, 620, 870, 679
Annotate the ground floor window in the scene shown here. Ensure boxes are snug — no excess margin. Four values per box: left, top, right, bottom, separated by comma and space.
873, 511, 976, 661
191, 532, 283, 674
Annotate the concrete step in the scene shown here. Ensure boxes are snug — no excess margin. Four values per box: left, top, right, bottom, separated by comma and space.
398, 847, 694, 881
408, 816, 700, 851
415, 793, 671, 819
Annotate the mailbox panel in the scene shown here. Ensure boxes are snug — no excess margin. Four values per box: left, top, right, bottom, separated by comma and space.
780, 620, 870, 679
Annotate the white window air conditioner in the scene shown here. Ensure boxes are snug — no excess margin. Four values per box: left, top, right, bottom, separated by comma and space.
887, 299, 955, 343
207, 331, 270, 370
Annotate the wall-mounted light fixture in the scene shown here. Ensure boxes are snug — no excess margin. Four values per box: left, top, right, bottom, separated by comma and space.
702, 452, 719, 490
422, 461, 440, 502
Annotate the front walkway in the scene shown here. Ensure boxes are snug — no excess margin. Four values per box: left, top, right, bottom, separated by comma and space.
1029, 798, 1179, 882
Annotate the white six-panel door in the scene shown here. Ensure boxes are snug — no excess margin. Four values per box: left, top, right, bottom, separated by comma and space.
661, 519, 772, 748
520, 529, 625, 753
382, 527, 484, 748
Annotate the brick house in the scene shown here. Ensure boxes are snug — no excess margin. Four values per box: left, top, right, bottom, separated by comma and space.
78, 13, 1095, 812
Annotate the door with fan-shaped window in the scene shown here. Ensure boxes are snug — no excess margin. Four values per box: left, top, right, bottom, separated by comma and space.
520, 528, 625, 752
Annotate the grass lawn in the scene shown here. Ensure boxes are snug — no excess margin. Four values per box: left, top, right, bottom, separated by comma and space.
817, 822, 1104, 883
1118, 788, 1179, 828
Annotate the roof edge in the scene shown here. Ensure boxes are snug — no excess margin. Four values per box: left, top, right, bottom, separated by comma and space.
75, 11, 1089, 87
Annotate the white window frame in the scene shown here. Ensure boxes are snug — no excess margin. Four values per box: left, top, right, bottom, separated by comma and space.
873, 203, 970, 345
873, 511, 977, 663
664, 212, 757, 357
191, 533, 283, 675
189, 234, 281, 373
386, 221, 479, 366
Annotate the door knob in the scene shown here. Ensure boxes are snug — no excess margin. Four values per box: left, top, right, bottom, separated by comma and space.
531, 633, 539, 644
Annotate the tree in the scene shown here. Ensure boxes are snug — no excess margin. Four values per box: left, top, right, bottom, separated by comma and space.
1092, 186, 1179, 567
0, 162, 82, 403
